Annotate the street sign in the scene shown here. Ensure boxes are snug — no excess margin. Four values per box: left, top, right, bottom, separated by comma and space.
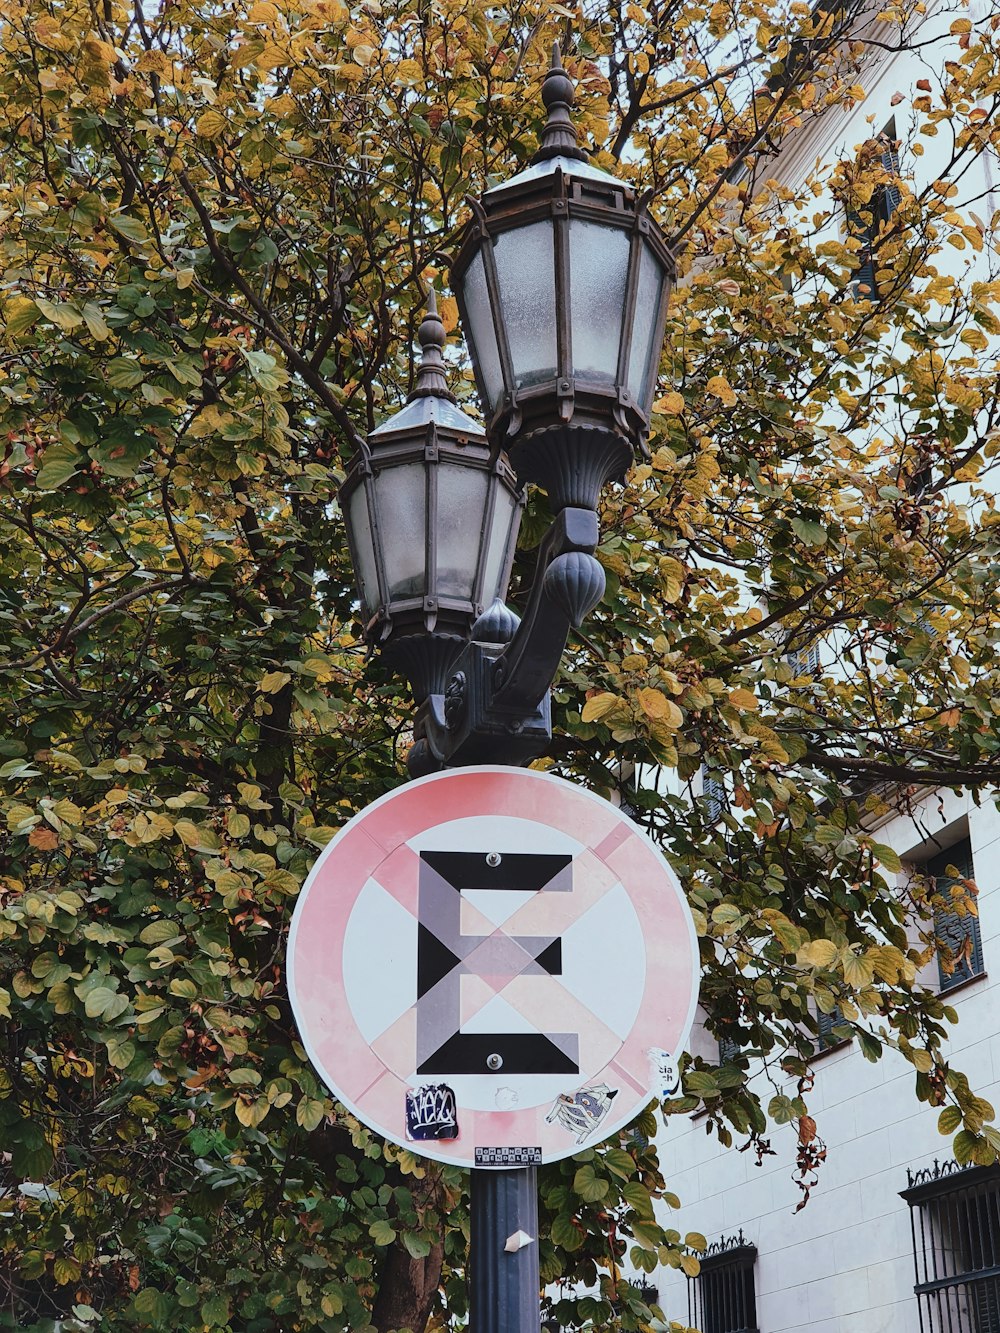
287, 766, 699, 1168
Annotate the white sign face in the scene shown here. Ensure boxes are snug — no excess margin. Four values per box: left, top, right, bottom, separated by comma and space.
287, 766, 699, 1168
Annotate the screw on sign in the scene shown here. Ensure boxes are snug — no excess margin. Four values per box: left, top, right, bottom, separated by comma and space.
287, 766, 699, 1167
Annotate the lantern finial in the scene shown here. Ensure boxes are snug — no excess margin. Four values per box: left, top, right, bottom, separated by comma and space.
409, 284, 455, 402
533, 41, 588, 164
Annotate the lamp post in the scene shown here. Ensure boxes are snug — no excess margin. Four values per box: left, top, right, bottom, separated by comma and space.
339, 40, 675, 1333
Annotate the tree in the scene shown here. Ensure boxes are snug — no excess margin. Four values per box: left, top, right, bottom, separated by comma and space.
2, 0, 1000, 1328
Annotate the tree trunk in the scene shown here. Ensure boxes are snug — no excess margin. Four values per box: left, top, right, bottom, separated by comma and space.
371, 1240, 445, 1333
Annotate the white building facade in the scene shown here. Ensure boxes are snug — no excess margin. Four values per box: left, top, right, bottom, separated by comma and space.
655, 3, 1000, 1329
659, 785, 1000, 1332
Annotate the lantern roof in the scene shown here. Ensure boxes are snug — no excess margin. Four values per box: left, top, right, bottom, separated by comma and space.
368, 394, 485, 439
484, 153, 622, 198
369, 287, 486, 440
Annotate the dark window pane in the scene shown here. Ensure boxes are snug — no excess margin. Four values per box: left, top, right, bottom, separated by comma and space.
927, 838, 983, 991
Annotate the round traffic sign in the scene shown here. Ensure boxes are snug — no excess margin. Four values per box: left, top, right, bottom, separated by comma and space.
287, 767, 699, 1168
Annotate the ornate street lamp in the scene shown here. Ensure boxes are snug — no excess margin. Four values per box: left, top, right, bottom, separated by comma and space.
451, 43, 676, 510
342, 48, 674, 779
339, 289, 523, 702
336, 50, 678, 1333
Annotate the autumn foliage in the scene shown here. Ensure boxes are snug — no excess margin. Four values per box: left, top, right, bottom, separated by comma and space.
2, 0, 1000, 1328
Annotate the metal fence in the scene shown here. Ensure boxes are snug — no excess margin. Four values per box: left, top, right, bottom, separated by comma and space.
687, 1232, 759, 1333
901, 1160, 1000, 1333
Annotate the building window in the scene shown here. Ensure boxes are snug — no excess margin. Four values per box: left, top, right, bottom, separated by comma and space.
816, 1003, 848, 1051
699, 766, 728, 824
901, 1159, 1000, 1332
848, 117, 902, 297
687, 1232, 759, 1333
786, 638, 820, 677
718, 1032, 741, 1064
926, 838, 984, 991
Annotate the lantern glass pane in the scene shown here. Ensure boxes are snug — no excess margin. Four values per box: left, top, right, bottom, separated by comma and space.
346, 483, 380, 618
375, 461, 427, 600
461, 251, 504, 411
569, 220, 630, 382
435, 462, 491, 600
626, 242, 666, 410
480, 485, 520, 605
494, 221, 557, 387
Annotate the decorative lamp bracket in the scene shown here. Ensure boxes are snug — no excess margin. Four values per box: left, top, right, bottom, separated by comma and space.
407, 507, 604, 776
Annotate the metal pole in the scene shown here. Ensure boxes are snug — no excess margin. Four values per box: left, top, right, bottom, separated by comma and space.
470, 1167, 539, 1333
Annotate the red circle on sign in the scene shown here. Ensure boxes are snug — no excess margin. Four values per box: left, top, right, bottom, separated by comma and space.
287, 767, 699, 1167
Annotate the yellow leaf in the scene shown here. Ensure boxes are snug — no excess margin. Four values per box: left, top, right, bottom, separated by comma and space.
655, 390, 685, 415
950, 17, 972, 33
706, 375, 737, 407
638, 686, 668, 718
196, 110, 228, 139
353, 43, 375, 66
235, 1096, 270, 1128
173, 819, 202, 848
35, 297, 83, 332
799, 938, 839, 968
82, 302, 110, 341
249, 0, 280, 18
728, 687, 759, 711
260, 670, 292, 693
256, 43, 290, 71
638, 688, 683, 728
842, 952, 875, 987
581, 692, 619, 723
438, 295, 459, 334
3, 297, 40, 337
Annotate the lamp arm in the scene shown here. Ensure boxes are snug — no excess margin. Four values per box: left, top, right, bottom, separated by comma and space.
491, 507, 605, 713
405, 507, 606, 777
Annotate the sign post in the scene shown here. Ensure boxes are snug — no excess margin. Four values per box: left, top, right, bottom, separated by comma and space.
287, 766, 699, 1329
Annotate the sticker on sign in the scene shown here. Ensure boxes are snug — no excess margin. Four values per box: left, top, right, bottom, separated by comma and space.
287, 766, 699, 1168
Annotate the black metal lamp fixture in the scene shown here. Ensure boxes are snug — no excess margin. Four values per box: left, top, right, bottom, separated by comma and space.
341, 45, 673, 776
339, 289, 523, 703
451, 43, 676, 510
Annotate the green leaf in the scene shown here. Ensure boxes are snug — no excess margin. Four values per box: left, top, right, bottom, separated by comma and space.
201, 1292, 230, 1327
11, 1121, 53, 1179
954, 1129, 980, 1166
550, 1213, 583, 1251
601, 1147, 636, 1179
84, 985, 117, 1018
110, 214, 150, 244
35, 444, 81, 490
228, 812, 251, 838
369, 1219, 396, 1246
768, 1094, 795, 1124
133, 1289, 168, 1321
938, 1105, 963, 1135
621, 1180, 654, 1217
572, 1163, 609, 1203
870, 842, 902, 873
402, 1231, 431, 1259
791, 516, 827, 546
243, 348, 288, 392
296, 1097, 325, 1132
106, 358, 145, 388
